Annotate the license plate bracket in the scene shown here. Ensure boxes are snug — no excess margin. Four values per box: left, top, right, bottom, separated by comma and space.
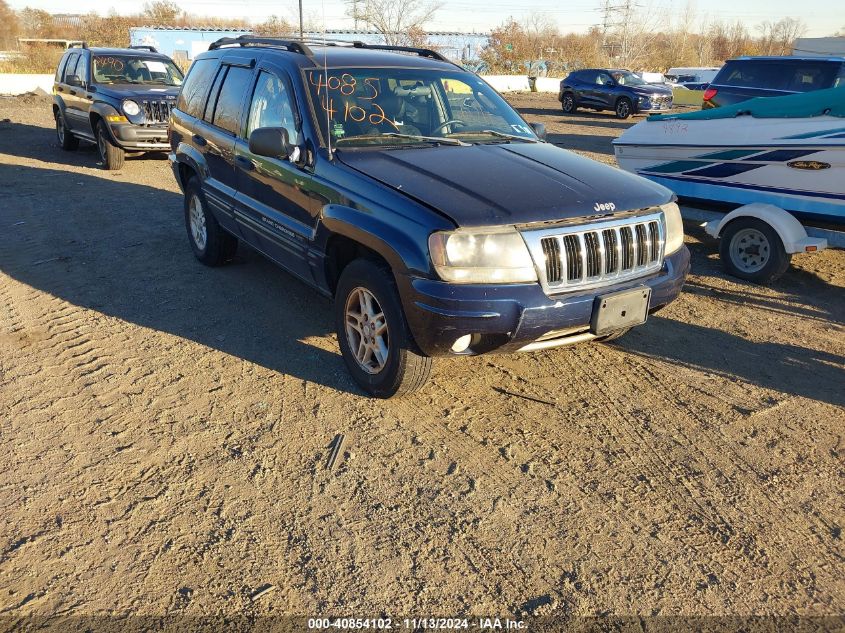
590, 286, 651, 336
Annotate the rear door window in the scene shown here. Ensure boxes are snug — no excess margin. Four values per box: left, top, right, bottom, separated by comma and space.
176, 57, 218, 119
716, 61, 787, 90
62, 53, 79, 83
76, 54, 89, 86
209, 65, 254, 136
55, 53, 71, 81
577, 70, 597, 84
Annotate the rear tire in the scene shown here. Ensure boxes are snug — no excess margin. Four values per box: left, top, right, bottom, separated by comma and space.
719, 217, 790, 284
55, 112, 79, 151
615, 97, 633, 119
96, 120, 125, 170
561, 92, 577, 114
184, 177, 238, 266
335, 259, 432, 398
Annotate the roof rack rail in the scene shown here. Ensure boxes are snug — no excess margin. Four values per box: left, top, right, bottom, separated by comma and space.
208, 35, 313, 56
129, 45, 159, 53
350, 41, 448, 62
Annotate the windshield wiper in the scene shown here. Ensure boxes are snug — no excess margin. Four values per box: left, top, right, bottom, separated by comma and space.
475, 129, 539, 143
334, 133, 468, 147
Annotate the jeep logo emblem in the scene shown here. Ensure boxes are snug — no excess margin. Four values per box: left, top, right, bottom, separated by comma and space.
594, 202, 616, 212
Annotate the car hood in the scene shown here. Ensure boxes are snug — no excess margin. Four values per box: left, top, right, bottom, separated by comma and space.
629, 84, 673, 96
95, 85, 180, 100
336, 142, 672, 227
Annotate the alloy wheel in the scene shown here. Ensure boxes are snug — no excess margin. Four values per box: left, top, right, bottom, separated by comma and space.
188, 194, 208, 252
344, 287, 389, 374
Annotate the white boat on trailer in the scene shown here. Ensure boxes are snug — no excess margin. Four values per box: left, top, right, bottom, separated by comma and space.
613, 86, 845, 282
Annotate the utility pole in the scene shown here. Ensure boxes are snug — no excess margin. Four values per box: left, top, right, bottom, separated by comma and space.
299, 0, 304, 39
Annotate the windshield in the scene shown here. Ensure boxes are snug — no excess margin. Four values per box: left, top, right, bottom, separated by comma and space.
612, 71, 647, 86
92, 55, 184, 86
304, 67, 536, 147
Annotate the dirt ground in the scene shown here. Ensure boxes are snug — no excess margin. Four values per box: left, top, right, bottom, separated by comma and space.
0, 92, 843, 627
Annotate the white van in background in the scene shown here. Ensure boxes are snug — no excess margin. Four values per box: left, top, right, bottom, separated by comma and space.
665, 67, 721, 88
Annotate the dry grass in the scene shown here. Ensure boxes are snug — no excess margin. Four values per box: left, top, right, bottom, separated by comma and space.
0, 44, 63, 73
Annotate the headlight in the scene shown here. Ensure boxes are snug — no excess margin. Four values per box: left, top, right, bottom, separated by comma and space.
122, 99, 141, 117
429, 227, 537, 283
661, 201, 684, 254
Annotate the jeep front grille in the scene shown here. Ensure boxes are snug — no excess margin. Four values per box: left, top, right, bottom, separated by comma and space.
142, 99, 173, 124
521, 211, 665, 294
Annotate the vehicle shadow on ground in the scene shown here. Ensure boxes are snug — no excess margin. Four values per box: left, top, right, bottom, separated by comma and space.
620, 315, 845, 407
0, 162, 357, 394
0, 121, 165, 169
547, 133, 614, 156
682, 224, 845, 326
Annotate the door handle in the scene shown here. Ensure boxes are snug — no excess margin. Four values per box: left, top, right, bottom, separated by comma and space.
235, 155, 255, 171
69, 90, 76, 96
192, 134, 207, 147
57, 86, 64, 92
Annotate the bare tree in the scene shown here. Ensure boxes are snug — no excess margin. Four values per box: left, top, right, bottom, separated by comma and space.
0, 0, 20, 49
142, 1, 181, 25
350, 0, 442, 46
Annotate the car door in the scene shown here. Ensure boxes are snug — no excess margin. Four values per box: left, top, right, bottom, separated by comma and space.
192, 59, 255, 236
233, 64, 319, 283
595, 71, 616, 109
576, 71, 598, 106
58, 52, 86, 132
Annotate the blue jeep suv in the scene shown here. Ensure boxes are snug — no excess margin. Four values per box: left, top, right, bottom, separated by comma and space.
169, 36, 690, 397
559, 68, 674, 118
53, 44, 184, 169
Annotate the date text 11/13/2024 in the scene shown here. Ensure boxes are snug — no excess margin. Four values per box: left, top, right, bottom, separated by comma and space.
307, 617, 527, 629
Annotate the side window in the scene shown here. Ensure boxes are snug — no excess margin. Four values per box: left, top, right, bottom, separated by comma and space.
247, 71, 297, 140
203, 65, 228, 122
578, 70, 597, 84
55, 53, 70, 81
786, 63, 839, 92
210, 66, 254, 136
176, 58, 217, 119
76, 54, 89, 86
596, 72, 612, 85
836, 65, 845, 88
62, 53, 79, 82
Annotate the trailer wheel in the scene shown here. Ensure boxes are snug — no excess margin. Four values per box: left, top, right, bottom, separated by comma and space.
719, 217, 791, 284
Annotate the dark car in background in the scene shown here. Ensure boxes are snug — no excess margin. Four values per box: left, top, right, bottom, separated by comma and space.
559, 69, 674, 119
702, 56, 845, 109
52, 44, 184, 169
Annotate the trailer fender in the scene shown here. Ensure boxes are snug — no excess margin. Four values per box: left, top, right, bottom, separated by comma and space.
705, 203, 827, 253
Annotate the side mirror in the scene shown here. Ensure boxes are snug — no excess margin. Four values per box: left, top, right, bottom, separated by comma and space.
530, 122, 547, 141
66, 74, 82, 87
248, 127, 291, 160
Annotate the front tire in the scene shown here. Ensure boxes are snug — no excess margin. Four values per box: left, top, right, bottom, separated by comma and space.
184, 177, 238, 266
719, 217, 790, 284
561, 92, 577, 114
615, 97, 633, 119
55, 112, 79, 151
335, 259, 432, 398
96, 120, 125, 170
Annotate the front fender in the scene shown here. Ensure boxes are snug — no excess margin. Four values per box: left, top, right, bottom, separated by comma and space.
89, 102, 122, 143
317, 204, 435, 277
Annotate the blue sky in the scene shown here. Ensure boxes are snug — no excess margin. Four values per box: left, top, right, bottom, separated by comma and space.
8, 0, 844, 37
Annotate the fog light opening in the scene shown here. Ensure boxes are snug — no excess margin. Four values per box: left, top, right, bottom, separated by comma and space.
451, 334, 473, 353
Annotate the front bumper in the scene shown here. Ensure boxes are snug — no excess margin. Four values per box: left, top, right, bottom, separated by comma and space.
635, 98, 674, 113
399, 246, 690, 357
109, 123, 170, 151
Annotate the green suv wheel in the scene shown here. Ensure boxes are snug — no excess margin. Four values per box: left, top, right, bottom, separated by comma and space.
96, 120, 125, 170
55, 112, 79, 151
335, 259, 432, 398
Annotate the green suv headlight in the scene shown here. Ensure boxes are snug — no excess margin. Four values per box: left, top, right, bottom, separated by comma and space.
122, 99, 141, 117
661, 201, 685, 254
428, 227, 537, 283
